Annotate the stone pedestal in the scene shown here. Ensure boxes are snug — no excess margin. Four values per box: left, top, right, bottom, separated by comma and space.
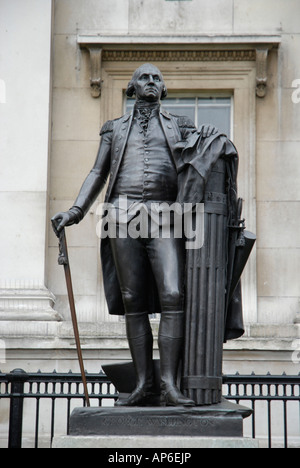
52, 435, 259, 449
68, 400, 252, 438
54, 399, 258, 448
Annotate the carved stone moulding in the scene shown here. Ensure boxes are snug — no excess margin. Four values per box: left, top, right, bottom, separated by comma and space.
102, 49, 256, 62
77, 35, 281, 98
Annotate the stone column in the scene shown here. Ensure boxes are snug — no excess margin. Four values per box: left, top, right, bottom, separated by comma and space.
0, 0, 60, 324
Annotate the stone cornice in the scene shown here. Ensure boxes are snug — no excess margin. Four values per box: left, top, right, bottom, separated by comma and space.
77, 34, 281, 47
77, 34, 281, 98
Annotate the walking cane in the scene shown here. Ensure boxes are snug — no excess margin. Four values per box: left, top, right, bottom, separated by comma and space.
51, 221, 90, 407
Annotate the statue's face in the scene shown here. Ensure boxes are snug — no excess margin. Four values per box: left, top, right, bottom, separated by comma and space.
134, 64, 165, 102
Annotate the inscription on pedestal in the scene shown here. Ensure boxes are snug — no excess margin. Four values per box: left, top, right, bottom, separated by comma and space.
99, 414, 215, 430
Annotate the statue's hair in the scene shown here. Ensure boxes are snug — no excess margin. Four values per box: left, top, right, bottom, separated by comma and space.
126, 64, 168, 100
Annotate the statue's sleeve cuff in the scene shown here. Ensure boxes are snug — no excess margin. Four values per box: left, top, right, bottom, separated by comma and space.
69, 206, 84, 224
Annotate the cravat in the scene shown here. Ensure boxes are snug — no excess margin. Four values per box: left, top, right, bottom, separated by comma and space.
137, 107, 153, 135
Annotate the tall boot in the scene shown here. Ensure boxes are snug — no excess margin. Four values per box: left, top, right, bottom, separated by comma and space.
115, 312, 155, 406
159, 311, 195, 407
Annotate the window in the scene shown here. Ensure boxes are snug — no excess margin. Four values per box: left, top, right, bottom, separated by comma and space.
126, 95, 233, 138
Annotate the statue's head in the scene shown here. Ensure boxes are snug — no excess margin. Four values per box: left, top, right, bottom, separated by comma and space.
126, 63, 167, 102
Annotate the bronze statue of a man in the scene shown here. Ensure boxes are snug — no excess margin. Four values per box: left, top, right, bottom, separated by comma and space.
52, 64, 251, 408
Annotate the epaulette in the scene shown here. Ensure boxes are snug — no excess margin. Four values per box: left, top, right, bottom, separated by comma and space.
176, 115, 196, 129
100, 120, 114, 136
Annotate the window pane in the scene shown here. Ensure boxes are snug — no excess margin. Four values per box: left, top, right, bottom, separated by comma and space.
125, 98, 135, 112
164, 106, 195, 120
162, 98, 196, 122
163, 98, 196, 106
198, 97, 231, 105
197, 103, 231, 137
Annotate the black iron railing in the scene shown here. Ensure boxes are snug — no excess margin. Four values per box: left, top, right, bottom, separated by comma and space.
223, 372, 300, 448
0, 368, 118, 449
0, 369, 299, 448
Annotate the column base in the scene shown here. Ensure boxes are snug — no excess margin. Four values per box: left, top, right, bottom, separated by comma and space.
0, 285, 62, 321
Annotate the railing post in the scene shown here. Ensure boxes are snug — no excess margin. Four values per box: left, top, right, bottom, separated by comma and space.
8, 369, 27, 449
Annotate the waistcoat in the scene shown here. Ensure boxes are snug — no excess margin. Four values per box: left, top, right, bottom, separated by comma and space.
111, 110, 178, 203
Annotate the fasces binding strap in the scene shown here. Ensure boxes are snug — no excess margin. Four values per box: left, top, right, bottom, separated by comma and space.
182, 376, 222, 391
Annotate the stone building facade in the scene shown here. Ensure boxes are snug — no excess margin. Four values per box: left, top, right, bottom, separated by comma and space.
0, 0, 300, 445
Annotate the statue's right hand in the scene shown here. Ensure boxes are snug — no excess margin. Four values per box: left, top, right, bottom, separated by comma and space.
51, 211, 77, 237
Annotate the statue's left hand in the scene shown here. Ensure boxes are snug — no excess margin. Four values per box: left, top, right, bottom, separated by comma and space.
197, 124, 219, 138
